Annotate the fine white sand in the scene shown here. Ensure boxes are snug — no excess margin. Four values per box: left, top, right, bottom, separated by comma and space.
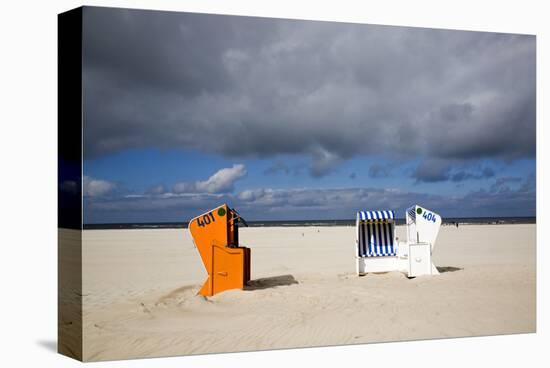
77, 224, 535, 361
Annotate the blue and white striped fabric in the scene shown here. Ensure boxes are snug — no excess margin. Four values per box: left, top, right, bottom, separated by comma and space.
357, 210, 395, 222
356, 210, 396, 257
357, 220, 396, 257
406, 206, 416, 222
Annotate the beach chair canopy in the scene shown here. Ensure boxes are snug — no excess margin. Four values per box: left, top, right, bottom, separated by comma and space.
357, 210, 395, 222
357, 210, 397, 257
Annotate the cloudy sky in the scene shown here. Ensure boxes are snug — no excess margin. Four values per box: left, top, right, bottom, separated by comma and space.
81, 7, 535, 223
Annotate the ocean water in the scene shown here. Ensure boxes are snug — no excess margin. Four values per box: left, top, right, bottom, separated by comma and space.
83, 217, 536, 230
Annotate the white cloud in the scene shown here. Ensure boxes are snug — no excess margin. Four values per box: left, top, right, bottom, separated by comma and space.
237, 188, 265, 201
172, 182, 196, 194
173, 164, 247, 194
84, 173, 535, 223
83, 176, 116, 197
146, 184, 166, 195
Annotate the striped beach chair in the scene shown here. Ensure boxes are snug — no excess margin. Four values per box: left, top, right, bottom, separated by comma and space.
356, 210, 398, 275
356, 205, 442, 277
357, 210, 397, 257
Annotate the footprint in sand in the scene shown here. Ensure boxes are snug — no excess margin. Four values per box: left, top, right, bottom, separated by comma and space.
140, 302, 151, 314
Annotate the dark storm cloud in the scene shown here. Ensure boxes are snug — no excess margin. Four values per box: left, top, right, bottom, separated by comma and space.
451, 167, 495, 182
412, 159, 496, 183
83, 7, 535, 176
412, 159, 452, 182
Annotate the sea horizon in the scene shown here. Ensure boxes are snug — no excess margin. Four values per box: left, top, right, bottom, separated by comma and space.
82, 216, 536, 230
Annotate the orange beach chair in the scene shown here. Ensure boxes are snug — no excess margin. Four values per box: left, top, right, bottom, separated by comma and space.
189, 204, 251, 296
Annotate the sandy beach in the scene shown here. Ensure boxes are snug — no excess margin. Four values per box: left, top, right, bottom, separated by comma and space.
74, 224, 535, 361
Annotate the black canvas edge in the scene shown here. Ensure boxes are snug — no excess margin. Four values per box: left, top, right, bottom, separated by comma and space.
58, 6, 83, 361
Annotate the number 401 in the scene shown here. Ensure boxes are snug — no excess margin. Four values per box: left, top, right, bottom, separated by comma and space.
197, 212, 216, 227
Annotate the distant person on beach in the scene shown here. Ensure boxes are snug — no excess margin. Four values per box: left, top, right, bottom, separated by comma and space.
456, 222, 459, 228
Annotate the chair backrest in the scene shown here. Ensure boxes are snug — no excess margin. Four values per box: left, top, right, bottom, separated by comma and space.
405, 205, 441, 251
356, 210, 397, 257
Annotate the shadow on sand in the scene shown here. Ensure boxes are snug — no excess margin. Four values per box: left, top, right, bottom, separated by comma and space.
245, 274, 299, 291
437, 266, 463, 273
